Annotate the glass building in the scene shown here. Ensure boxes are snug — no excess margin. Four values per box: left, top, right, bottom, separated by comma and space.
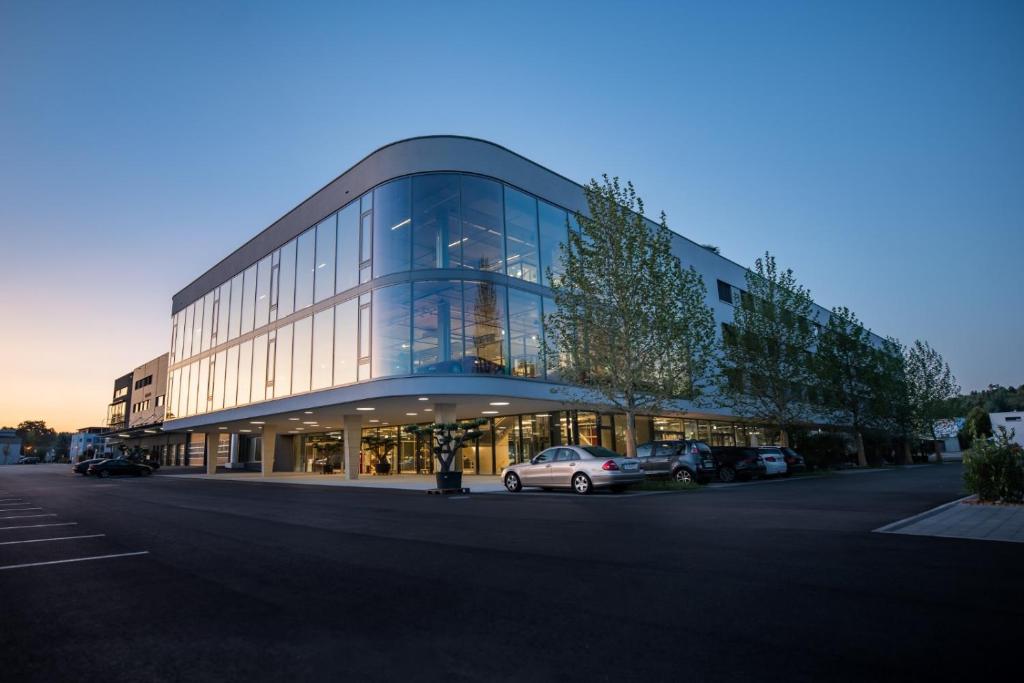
163, 136, 837, 476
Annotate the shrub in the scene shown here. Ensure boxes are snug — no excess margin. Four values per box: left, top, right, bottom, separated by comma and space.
963, 428, 1024, 503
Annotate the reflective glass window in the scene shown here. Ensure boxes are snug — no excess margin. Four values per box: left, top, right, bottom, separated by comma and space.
508, 288, 542, 378
538, 201, 569, 287
504, 187, 539, 283
278, 240, 296, 318
311, 308, 333, 390
412, 280, 463, 373
542, 296, 560, 380
237, 339, 253, 405
212, 350, 226, 410
200, 292, 214, 352
360, 213, 372, 264
196, 357, 209, 414
373, 178, 411, 277
224, 344, 239, 409
240, 264, 257, 334
315, 214, 336, 303
361, 191, 373, 214
216, 283, 230, 345
336, 203, 359, 293
183, 303, 195, 359
255, 255, 272, 328
412, 174, 459, 270
359, 304, 371, 362
334, 299, 358, 385
170, 367, 182, 419
251, 334, 268, 403
462, 280, 507, 374
292, 316, 312, 394
274, 324, 293, 398
460, 176, 504, 272
191, 303, 204, 355
174, 310, 187, 361
295, 228, 315, 311
371, 284, 411, 378
187, 361, 199, 416
228, 273, 243, 340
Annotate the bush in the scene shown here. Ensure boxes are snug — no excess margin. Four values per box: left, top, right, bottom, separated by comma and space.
963, 428, 1024, 503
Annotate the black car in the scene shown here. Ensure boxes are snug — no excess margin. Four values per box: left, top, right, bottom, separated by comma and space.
779, 447, 807, 474
87, 458, 153, 477
710, 446, 768, 482
635, 440, 717, 484
72, 458, 107, 475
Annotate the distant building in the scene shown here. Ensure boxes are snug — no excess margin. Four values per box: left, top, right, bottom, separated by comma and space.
933, 417, 965, 458
69, 427, 106, 463
0, 429, 23, 465
989, 412, 1024, 448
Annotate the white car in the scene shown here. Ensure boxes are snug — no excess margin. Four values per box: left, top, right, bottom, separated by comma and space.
756, 447, 789, 476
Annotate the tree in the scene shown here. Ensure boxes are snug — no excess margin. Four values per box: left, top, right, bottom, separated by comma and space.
814, 307, 877, 467
545, 175, 716, 456
15, 420, 56, 456
715, 252, 818, 446
905, 340, 960, 464
871, 337, 916, 464
964, 405, 992, 439
405, 419, 486, 489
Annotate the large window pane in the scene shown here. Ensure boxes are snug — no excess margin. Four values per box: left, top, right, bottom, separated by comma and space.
251, 334, 267, 403
237, 339, 253, 405
212, 350, 226, 410
295, 228, 315, 311
228, 273, 243, 340
371, 284, 411, 378
224, 344, 239, 409
412, 174, 459, 270
216, 283, 230, 346
508, 288, 542, 378
200, 292, 214, 352
274, 324, 293, 398
278, 240, 296, 318
292, 316, 312, 394
174, 310, 187, 361
538, 201, 569, 287
312, 308, 333, 390
542, 296, 561, 380
169, 367, 182, 420
255, 255, 272, 328
412, 281, 464, 373
187, 361, 199, 416
504, 187, 539, 283
336, 203, 359, 293
373, 178, 411, 277
463, 280, 507, 374
334, 299, 358, 385
191, 303, 204, 355
240, 264, 257, 334
196, 357, 209, 414
315, 214, 336, 303
183, 303, 195, 359
461, 176, 504, 272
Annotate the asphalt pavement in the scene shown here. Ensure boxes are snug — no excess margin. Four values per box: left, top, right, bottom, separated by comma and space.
0, 463, 1020, 682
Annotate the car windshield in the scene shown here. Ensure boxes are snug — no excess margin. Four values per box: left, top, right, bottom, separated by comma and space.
581, 446, 622, 459
693, 442, 712, 455
760, 448, 783, 455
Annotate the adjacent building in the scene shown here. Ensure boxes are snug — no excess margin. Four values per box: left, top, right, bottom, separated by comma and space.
0, 429, 22, 465
162, 136, 882, 477
989, 411, 1024, 448
69, 427, 106, 463
103, 353, 189, 465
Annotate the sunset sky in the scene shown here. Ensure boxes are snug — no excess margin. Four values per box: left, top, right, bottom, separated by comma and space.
1, 0, 1021, 432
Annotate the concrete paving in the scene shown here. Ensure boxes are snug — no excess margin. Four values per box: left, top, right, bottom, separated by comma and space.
877, 496, 1024, 543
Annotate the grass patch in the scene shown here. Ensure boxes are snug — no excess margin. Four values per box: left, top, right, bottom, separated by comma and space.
634, 479, 702, 492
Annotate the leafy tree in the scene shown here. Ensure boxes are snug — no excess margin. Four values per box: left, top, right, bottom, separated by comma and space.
545, 175, 716, 455
905, 340, 960, 464
871, 337, 916, 464
715, 252, 818, 447
15, 420, 56, 456
404, 419, 486, 474
964, 405, 992, 439
814, 307, 877, 467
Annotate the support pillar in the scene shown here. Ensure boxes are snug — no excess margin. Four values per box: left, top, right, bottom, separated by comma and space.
343, 415, 363, 480
205, 433, 217, 475
228, 433, 240, 469
261, 426, 277, 477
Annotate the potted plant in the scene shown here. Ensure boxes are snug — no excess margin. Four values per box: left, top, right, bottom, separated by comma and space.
404, 419, 486, 492
362, 433, 396, 474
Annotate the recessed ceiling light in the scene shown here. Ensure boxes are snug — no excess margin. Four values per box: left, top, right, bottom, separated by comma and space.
304, 411, 314, 414
489, 401, 509, 406
424, 408, 433, 412
369, 419, 379, 423
418, 397, 429, 401
405, 412, 417, 416
288, 417, 300, 421
250, 421, 265, 425
218, 426, 227, 430
356, 407, 375, 411
482, 410, 499, 415
186, 429, 194, 432
239, 429, 252, 433
303, 421, 317, 425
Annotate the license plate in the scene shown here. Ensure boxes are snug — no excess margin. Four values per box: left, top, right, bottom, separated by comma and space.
622, 462, 638, 471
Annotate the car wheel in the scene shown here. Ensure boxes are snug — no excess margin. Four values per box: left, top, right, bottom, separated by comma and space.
99, 470, 110, 478
571, 472, 592, 495
504, 472, 522, 493
673, 468, 695, 484
718, 466, 736, 483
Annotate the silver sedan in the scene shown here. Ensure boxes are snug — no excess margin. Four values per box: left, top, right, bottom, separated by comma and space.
501, 445, 645, 494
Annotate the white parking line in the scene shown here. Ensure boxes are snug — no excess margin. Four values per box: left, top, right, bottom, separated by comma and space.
0, 551, 149, 571
0, 514, 57, 520
0, 534, 104, 546
0, 499, 26, 503
0, 522, 77, 531
0, 507, 41, 511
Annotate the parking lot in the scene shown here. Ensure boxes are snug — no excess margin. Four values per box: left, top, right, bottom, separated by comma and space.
2, 462, 1021, 682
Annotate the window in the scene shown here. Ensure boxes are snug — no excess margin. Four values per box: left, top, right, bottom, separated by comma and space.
211, 350, 226, 410
228, 272, 243, 340
274, 325, 293, 398
155, 395, 164, 407
315, 214, 336, 303
542, 296, 560, 380
237, 339, 253, 405
240, 265, 257, 334
412, 174, 459, 269
278, 239, 296, 318
200, 292, 214, 352
334, 299, 358, 386
635, 443, 653, 458
224, 344, 239, 409
533, 449, 555, 464
508, 288, 542, 378
114, 386, 128, 399
134, 375, 152, 390
503, 187, 539, 283
174, 310, 187, 361
554, 448, 578, 462
462, 280, 507, 374
371, 284, 411, 378
460, 176, 504, 272
538, 201, 568, 287
311, 308, 333, 390
291, 316, 312, 394
216, 282, 230, 345
717, 280, 733, 304
250, 334, 267, 403
412, 281, 463, 373
196, 357, 209, 414
373, 178, 411, 277
182, 303, 195, 359
295, 228, 315, 311
1006, 416, 1022, 422
336, 203, 360, 293
254, 255, 272, 328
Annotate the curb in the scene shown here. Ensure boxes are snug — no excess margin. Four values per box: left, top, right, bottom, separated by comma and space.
873, 494, 976, 534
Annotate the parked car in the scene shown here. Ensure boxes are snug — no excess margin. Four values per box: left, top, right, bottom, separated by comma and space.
502, 445, 645, 494
72, 458, 107, 475
635, 440, 717, 484
710, 447, 768, 482
87, 458, 153, 478
755, 447, 788, 476
16, 456, 39, 464
416, 355, 505, 375
779, 447, 807, 474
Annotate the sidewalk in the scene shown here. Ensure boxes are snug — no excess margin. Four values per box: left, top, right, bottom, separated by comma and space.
161, 471, 507, 493
875, 496, 1024, 544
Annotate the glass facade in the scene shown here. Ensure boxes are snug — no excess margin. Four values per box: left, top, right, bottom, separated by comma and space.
166, 172, 578, 420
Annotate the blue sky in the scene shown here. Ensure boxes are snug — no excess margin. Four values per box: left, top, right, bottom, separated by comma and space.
1, 0, 1021, 429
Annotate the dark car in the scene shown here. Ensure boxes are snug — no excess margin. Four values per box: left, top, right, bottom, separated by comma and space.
710, 446, 768, 482
73, 458, 107, 475
87, 458, 153, 478
779, 447, 807, 474
16, 456, 40, 464
635, 440, 717, 484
